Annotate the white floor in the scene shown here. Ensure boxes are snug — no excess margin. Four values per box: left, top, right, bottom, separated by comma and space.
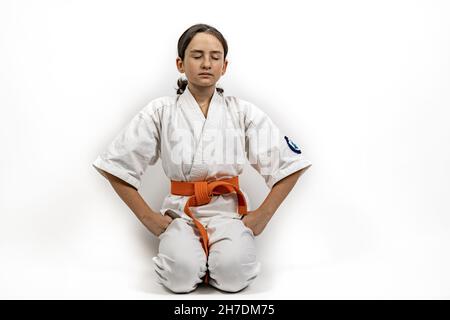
1, 198, 449, 299
1, 250, 448, 299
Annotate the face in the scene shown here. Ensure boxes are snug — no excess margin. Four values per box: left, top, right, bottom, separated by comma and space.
176, 32, 228, 89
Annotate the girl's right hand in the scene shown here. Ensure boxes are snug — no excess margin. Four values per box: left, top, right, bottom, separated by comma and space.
141, 211, 173, 237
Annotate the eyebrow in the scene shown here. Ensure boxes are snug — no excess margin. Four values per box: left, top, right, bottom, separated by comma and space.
190, 49, 223, 55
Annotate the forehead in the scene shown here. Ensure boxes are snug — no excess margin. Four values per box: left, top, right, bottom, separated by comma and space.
186, 32, 223, 54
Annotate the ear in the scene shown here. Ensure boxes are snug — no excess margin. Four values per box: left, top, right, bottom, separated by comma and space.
176, 57, 184, 73
221, 59, 228, 76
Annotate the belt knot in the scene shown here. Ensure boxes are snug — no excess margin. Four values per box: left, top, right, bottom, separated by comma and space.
194, 181, 210, 206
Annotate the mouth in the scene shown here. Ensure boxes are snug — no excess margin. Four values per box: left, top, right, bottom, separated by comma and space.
199, 73, 213, 77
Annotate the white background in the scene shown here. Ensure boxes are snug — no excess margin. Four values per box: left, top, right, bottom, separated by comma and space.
1, 0, 449, 299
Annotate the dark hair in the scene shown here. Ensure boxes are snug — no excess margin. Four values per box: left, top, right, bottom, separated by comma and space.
176, 23, 228, 95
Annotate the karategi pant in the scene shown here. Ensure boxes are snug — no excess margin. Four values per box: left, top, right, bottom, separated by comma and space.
152, 213, 261, 293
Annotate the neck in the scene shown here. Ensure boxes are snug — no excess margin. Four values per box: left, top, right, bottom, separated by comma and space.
187, 82, 215, 105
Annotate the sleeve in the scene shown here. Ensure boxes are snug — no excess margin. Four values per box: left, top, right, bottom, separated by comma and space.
244, 102, 312, 189
92, 105, 161, 190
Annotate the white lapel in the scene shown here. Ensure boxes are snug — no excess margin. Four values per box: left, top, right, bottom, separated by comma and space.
177, 85, 223, 180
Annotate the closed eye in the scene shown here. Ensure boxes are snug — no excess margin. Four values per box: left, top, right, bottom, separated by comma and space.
193, 57, 220, 60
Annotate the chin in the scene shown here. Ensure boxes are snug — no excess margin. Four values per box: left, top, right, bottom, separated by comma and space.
194, 80, 217, 87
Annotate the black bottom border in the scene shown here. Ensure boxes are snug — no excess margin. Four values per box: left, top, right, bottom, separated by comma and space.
0, 299, 447, 319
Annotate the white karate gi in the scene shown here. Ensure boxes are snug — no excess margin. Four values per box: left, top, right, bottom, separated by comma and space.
92, 85, 312, 293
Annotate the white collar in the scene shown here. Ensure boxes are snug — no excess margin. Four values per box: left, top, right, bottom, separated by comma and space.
178, 85, 221, 120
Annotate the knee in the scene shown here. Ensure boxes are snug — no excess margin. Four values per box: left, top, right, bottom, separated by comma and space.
154, 252, 207, 293
208, 251, 261, 293
154, 219, 208, 293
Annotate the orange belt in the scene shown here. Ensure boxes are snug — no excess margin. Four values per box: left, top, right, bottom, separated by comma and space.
170, 176, 248, 284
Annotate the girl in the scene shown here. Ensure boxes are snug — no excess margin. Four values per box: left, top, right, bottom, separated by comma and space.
92, 23, 312, 293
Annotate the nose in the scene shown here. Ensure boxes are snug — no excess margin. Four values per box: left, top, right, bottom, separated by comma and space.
201, 57, 211, 69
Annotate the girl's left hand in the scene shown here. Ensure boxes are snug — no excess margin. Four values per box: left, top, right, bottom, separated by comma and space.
241, 208, 272, 236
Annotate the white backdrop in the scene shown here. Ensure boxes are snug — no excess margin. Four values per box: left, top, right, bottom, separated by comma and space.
1, 0, 449, 299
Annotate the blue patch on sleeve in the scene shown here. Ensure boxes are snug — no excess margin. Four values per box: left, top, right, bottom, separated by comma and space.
284, 136, 302, 154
